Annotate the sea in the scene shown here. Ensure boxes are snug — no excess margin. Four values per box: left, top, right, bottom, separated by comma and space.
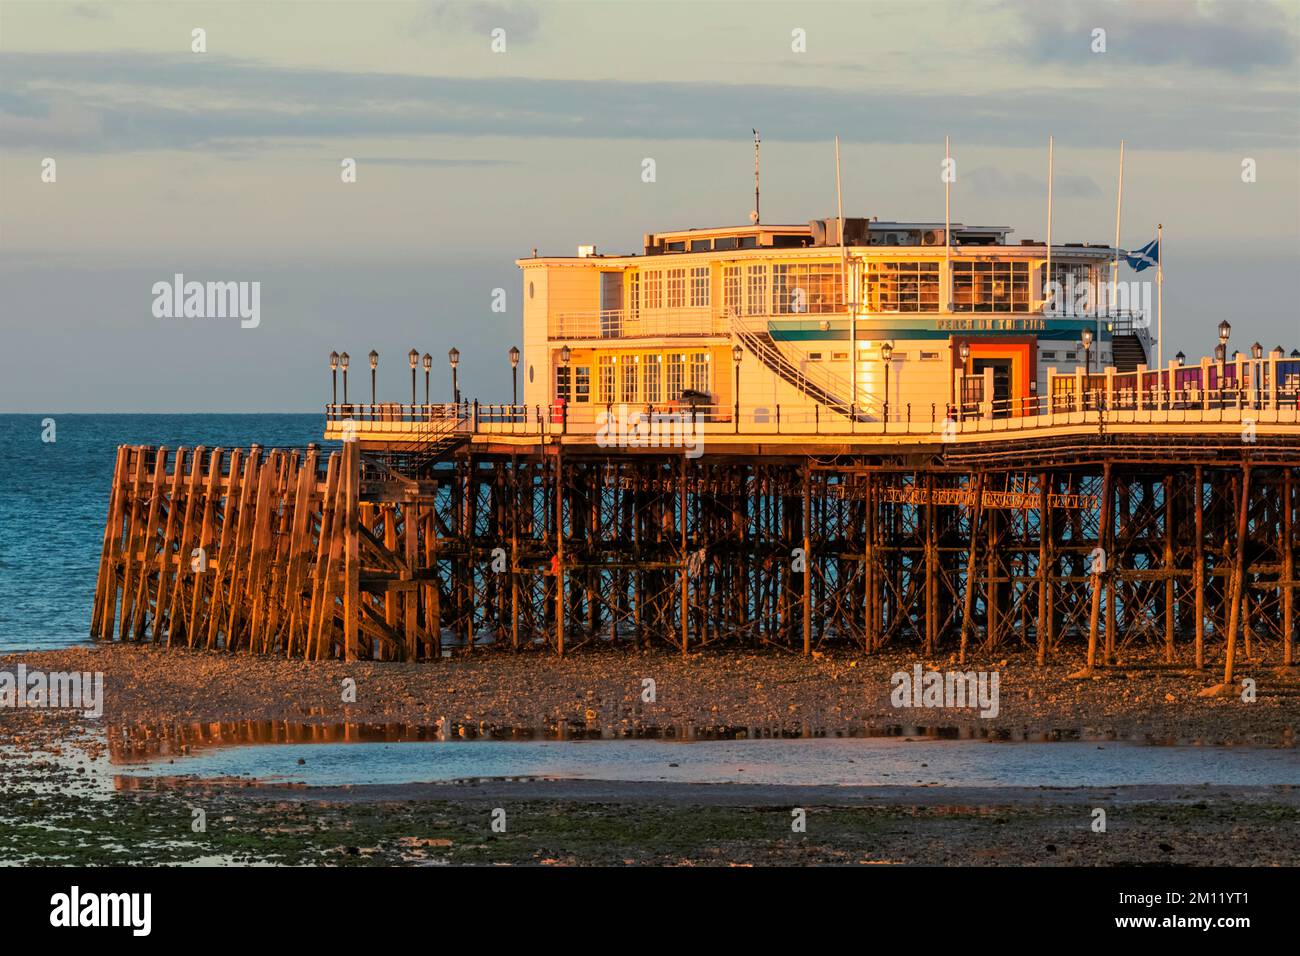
0, 414, 328, 653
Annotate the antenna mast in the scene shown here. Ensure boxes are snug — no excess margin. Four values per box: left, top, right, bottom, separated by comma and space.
752, 129, 761, 224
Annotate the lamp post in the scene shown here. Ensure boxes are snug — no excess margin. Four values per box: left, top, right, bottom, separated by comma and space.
880, 341, 893, 432
407, 349, 418, 407
1080, 326, 1094, 375
956, 341, 970, 420
329, 351, 339, 410
448, 347, 460, 404
422, 352, 431, 408
559, 345, 571, 434
368, 350, 379, 408
1175, 351, 1185, 366
509, 346, 520, 410
1214, 343, 1226, 406
339, 351, 350, 405
732, 343, 743, 433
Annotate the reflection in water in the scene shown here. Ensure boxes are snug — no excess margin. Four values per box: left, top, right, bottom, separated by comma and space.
107, 719, 1132, 765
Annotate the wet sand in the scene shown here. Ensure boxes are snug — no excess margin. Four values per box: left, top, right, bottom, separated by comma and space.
4, 643, 1297, 745
2, 644, 1297, 865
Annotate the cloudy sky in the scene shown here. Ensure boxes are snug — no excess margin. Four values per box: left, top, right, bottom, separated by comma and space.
2, 0, 1297, 411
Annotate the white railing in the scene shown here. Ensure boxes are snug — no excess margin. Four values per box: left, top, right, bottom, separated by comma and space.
551, 308, 726, 339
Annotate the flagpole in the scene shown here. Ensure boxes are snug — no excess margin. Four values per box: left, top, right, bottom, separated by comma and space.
1112, 140, 1124, 300
1157, 222, 1163, 371
945, 136, 951, 313
1046, 135, 1053, 316
836, 135, 854, 415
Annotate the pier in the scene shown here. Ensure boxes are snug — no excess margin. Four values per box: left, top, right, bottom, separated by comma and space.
91, 376, 1300, 685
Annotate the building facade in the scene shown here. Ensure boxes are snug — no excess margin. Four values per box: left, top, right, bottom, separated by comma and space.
518, 218, 1150, 428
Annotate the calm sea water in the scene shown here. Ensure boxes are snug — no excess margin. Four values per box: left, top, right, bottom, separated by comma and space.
0, 414, 327, 652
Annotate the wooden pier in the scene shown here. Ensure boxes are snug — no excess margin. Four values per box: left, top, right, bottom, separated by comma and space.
91, 423, 1300, 683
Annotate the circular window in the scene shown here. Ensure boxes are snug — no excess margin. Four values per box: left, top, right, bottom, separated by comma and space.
528, 281, 535, 299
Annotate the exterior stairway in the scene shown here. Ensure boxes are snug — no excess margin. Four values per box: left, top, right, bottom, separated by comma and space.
730, 311, 880, 422
1111, 333, 1148, 372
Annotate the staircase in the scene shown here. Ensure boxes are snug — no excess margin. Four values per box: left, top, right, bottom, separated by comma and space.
730, 311, 880, 421
362, 411, 469, 481
1111, 334, 1148, 372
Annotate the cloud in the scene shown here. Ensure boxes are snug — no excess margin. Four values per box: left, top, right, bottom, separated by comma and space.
1005, 0, 1297, 74
966, 165, 1101, 199
0, 50, 1295, 154
413, 1, 541, 44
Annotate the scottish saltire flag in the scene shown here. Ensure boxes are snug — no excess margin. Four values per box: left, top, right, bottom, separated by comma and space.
1124, 239, 1160, 272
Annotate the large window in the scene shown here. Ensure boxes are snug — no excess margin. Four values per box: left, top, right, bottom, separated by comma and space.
771, 263, 843, 314
667, 268, 686, 309
574, 365, 590, 403
952, 260, 1030, 313
745, 265, 767, 316
556, 365, 571, 402
723, 266, 742, 314
644, 270, 662, 310
690, 266, 710, 308
597, 355, 615, 403
689, 353, 710, 394
666, 353, 685, 399
642, 354, 661, 403
866, 261, 940, 312
627, 270, 640, 319
1048, 262, 1093, 314
619, 356, 638, 403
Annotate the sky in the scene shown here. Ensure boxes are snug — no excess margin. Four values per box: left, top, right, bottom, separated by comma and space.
1, 0, 1298, 412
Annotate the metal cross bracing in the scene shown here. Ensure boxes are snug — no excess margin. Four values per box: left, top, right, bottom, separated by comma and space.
93, 438, 1299, 684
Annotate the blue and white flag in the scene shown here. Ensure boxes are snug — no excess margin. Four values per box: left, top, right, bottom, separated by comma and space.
1123, 239, 1160, 272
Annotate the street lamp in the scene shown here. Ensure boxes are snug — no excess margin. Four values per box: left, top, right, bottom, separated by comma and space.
422, 352, 432, 407
558, 346, 571, 434
329, 351, 339, 408
368, 350, 379, 406
732, 343, 744, 433
509, 346, 521, 409
448, 347, 460, 403
1175, 351, 1185, 367
1080, 326, 1094, 375
880, 341, 893, 431
1251, 342, 1263, 360
408, 348, 419, 406
339, 351, 350, 404
1218, 320, 1232, 348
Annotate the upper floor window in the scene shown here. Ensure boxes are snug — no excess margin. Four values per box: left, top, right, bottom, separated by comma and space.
723, 266, 743, 315
771, 263, 843, 314
689, 266, 710, 308
644, 270, 662, 310
866, 261, 940, 313
667, 268, 686, 309
952, 260, 1030, 313
745, 265, 767, 316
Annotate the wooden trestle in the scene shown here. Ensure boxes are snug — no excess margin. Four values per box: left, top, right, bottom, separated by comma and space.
91, 434, 1300, 680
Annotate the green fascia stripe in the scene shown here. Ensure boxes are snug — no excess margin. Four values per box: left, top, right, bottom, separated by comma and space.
768, 315, 1117, 342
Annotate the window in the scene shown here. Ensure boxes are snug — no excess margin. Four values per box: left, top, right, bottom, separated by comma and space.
574, 366, 590, 403
952, 260, 1030, 313
738, 236, 758, 249
690, 266, 709, 308
642, 354, 661, 404
619, 357, 638, 403
597, 356, 615, 403
920, 351, 940, 361
666, 353, 685, 399
644, 270, 662, 310
628, 271, 640, 320
745, 265, 767, 316
715, 237, 738, 251
1048, 262, 1092, 312
832, 351, 848, 360
556, 365, 571, 402
866, 261, 940, 312
689, 353, 710, 393
667, 268, 686, 309
771, 263, 843, 314
689, 238, 712, 252
1040, 350, 1057, 361
1064, 351, 1078, 361
723, 266, 743, 314
665, 241, 686, 252
808, 352, 823, 362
